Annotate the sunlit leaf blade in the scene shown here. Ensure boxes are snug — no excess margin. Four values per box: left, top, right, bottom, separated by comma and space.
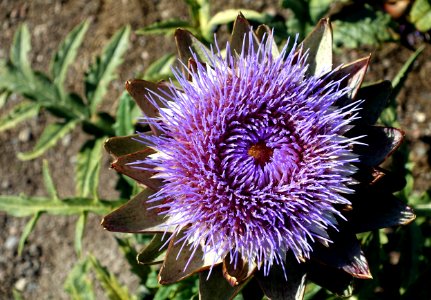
42, 159, 59, 201
136, 19, 192, 35
113, 92, 135, 137
410, 0, 431, 32
175, 29, 212, 71
51, 21, 89, 88
18, 120, 78, 161
199, 265, 246, 300
64, 258, 96, 300
159, 231, 222, 285
301, 18, 332, 76
75, 211, 87, 257
104, 135, 146, 158
207, 9, 267, 33
17, 212, 41, 256
89, 255, 135, 300
0, 194, 123, 217
255, 257, 307, 300
0, 90, 11, 109
10, 24, 33, 79
76, 138, 104, 199
143, 53, 176, 82
85, 25, 130, 114
102, 189, 174, 233
350, 126, 404, 167
348, 189, 416, 232
230, 13, 259, 56
137, 233, 170, 265
0, 101, 39, 132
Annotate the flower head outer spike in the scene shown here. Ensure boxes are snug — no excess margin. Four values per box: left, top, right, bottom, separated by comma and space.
103, 13, 416, 299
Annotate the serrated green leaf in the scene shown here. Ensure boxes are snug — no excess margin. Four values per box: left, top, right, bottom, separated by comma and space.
42, 159, 59, 201
85, 25, 130, 114
143, 53, 175, 81
17, 212, 42, 256
76, 138, 104, 199
64, 258, 96, 300
136, 19, 193, 35
0, 194, 124, 217
89, 255, 135, 300
410, 0, 431, 32
51, 21, 90, 89
10, 24, 33, 79
113, 92, 136, 137
18, 120, 78, 161
332, 8, 393, 48
0, 90, 11, 109
0, 101, 39, 132
75, 211, 87, 257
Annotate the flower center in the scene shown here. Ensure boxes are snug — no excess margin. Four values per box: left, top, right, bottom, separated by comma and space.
247, 142, 273, 165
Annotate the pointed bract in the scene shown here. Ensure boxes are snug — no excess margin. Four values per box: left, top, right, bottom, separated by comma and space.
158, 231, 223, 285
101, 189, 174, 233
300, 18, 333, 76
222, 254, 256, 287
137, 233, 170, 265
111, 149, 162, 191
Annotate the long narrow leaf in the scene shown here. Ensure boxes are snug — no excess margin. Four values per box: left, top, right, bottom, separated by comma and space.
143, 53, 175, 81
18, 120, 78, 161
89, 255, 135, 300
136, 19, 192, 35
76, 138, 104, 199
51, 21, 90, 88
0, 194, 124, 217
113, 92, 135, 137
64, 258, 96, 300
75, 211, 88, 257
17, 212, 42, 255
0, 101, 39, 132
85, 26, 130, 114
42, 159, 59, 201
10, 24, 33, 79
391, 45, 425, 100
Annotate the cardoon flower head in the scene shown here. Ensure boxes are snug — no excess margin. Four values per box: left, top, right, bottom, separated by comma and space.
103, 14, 415, 299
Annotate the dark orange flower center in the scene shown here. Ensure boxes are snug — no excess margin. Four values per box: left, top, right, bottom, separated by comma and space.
247, 142, 273, 165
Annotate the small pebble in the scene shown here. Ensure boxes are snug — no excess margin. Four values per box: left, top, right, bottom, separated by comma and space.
14, 277, 27, 292
5, 235, 19, 251
18, 128, 32, 142
415, 112, 426, 123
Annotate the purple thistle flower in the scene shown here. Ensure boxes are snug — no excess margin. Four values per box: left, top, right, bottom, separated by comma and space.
102, 15, 415, 298
139, 35, 362, 274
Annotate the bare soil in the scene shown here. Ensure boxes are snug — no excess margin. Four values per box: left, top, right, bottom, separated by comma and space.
0, 0, 430, 299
